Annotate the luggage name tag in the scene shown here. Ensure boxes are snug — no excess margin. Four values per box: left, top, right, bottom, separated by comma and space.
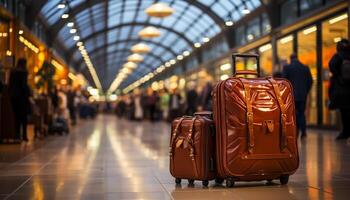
176, 138, 184, 148
183, 139, 189, 149
264, 120, 274, 133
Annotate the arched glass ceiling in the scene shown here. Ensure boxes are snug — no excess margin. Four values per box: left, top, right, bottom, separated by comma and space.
39, 0, 262, 91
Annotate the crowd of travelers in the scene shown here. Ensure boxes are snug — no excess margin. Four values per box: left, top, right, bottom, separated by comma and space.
115, 39, 350, 141
1, 39, 349, 143
115, 81, 214, 122
0, 58, 97, 143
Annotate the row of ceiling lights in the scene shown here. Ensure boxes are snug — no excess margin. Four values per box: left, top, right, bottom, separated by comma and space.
57, 1, 102, 91
122, 4, 252, 93
57, 1, 251, 93
108, 3, 178, 94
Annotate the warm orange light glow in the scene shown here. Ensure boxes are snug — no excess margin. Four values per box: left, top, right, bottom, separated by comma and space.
131, 43, 151, 53
138, 26, 161, 38
145, 3, 174, 18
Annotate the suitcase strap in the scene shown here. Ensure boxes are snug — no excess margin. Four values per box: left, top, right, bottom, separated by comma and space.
169, 117, 199, 178
169, 117, 186, 158
267, 78, 287, 151
239, 79, 255, 153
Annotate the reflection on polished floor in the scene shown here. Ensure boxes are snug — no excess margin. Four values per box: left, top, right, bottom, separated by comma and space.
0, 115, 350, 200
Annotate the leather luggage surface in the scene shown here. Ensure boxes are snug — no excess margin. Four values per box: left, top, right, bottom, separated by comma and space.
212, 53, 299, 183
169, 113, 216, 184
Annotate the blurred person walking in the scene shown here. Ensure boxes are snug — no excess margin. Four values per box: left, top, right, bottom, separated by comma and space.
160, 89, 170, 121
185, 84, 198, 115
57, 87, 70, 123
283, 54, 313, 139
169, 89, 182, 121
50, 86, 59, 112
134, 92, 143, 121
148, 90, 159, 122
67, 86, 77, 125
328, 39, 350, 140
9, 58, 30, 142
198, 82, 213, 111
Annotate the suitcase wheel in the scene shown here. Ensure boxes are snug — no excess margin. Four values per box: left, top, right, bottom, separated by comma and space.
226, 178, 235, 188
188, 179, 195, 185
202, 180, 209, 187
266, 179, 274, 185
215, 178, 224, 185
280, 175, 289, 185
175, 178, 181, 184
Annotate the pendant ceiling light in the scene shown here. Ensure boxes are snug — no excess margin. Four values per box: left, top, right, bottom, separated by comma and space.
138, 26, 161, 38
123, 62, 137, 69
131, 43, 151, 53
145, 3, 174, 18
127, 54, 144, 63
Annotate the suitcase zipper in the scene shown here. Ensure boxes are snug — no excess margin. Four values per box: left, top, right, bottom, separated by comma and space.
214, 80, 226, 177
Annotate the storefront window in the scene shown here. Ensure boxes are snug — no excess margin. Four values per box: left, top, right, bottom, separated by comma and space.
298, 25, 318, 125
0, 19, 10, 83
277, 35, 294, 70
0, 19, 9, 62
322, 13, 348, 125
247, 17, 260, 42
215, 60, 231, 81
262, 13, 271, 35
258, 43, 273, 76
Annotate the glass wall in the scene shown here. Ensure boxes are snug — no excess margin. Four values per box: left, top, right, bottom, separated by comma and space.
277, 35, 294, 71
322, 13, 348, 125
281, 0, 298, 25
202, 38, 229, 63
300, 0, 323, 15
185, 56, 198, 72
298, 26, 318, 125
258, 43, 273, 76
235, 26, 246, 46
0, 18, 10, 83
214, 58, 231, 81
247, 17, 260, 42
0, 18, 9, 62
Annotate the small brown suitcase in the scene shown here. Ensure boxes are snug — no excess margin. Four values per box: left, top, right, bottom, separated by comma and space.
212, 53, 299, 187
169, 112, 216, 186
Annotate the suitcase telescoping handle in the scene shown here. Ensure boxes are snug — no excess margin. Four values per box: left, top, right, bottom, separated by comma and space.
232, 53, 260, 77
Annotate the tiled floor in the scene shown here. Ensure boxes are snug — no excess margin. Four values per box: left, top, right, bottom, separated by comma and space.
0, 115, 349, 200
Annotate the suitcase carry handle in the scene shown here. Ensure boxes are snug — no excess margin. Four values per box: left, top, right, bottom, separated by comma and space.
235, 70, 259, 76
232, 53, 260, 77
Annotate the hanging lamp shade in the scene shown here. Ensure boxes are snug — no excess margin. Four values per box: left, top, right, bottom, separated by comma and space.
145, 3, 174, 18
123, 62, 137, 69
127, 54, 144, 63
138, 26, 161, 38
131, 43, 151, 53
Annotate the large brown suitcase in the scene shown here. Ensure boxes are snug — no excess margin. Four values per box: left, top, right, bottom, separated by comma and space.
169, 112, 216, 186
212, 53, 299, 187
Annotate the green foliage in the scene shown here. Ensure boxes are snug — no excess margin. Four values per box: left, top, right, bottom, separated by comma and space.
35, 61, 56, 93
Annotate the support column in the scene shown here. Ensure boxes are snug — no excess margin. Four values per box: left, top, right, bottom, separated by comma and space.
316, 23, 323, 126
348, 0, 350, 39
271, 34, 279, 72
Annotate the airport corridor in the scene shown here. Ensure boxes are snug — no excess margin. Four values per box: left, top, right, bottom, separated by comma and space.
0, 115, 349, 200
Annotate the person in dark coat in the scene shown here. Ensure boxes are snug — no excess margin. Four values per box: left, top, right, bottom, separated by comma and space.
328, 39, 350, 140
9, 58, 30, 142
283, 54, 313, 139
67, 86, 77, 125
198, 82, 213, 111
185, 84, 198, 115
